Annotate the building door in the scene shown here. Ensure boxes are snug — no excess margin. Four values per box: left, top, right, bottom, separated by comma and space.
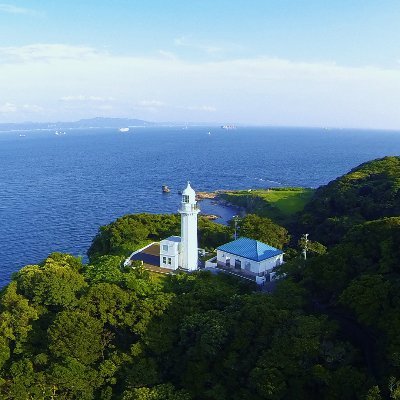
235, 259, 241, 270
226, 257, 230, 267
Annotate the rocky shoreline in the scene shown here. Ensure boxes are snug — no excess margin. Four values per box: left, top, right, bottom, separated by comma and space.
196, 190, 246, 220
202, 214, 220, 220
196, 191, 219, 200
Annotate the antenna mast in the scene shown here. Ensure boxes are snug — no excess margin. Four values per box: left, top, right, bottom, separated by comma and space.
302, 233, 309, 260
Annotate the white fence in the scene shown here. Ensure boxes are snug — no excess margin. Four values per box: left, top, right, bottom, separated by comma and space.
123, 242, 157, 267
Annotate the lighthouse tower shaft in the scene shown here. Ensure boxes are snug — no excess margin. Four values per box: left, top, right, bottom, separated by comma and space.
179, 182, 200, 271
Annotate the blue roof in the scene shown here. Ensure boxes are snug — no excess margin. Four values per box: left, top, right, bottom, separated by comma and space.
217, 237, 283, 262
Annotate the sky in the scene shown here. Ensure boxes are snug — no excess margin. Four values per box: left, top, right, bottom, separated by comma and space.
0, 1, 400, 129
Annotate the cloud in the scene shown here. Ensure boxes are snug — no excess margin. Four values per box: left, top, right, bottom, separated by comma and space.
0, 44, 103, 63
60, 95, 114, 102
158, 50, 177, 60
94, 104, 113, 111
0, 3, 37, 15
22, 104, 43, 112
0, 102, 17, 113
133, 101, 215, 113
133, 100, 166, 114
0, 103, 44, 114
136, 100, 165, 107
180, 105, 216, 112
174, 36, 222, 54
1, 43, 400, 128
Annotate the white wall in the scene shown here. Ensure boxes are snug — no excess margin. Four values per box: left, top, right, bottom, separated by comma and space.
205, 256, 217, 269
217, 250, 283, 276
160, 239, 181, 270
180, 211, 199, 271
259, 254, 283, 274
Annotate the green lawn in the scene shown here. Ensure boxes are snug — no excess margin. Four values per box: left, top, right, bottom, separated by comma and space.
221, 187, 314, 222
250, 188, 314, 215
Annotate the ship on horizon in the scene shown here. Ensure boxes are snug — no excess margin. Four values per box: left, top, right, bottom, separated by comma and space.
221, 125, 236, 130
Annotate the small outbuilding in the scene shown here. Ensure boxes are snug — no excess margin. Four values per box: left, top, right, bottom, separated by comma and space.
159, 236, 181, 270
216, 237, 284, 281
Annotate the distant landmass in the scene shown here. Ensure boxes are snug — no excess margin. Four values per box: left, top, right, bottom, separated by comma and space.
0, 117, 154, 132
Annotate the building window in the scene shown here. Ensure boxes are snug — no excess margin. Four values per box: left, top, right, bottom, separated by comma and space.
226, 257, 231, 267
235, 259, 241, 270
162, 257, 167, 264
168, 257, 172, 265
245, 261, 251, 271
162, 245, 168, 252
182, 195, 189, 203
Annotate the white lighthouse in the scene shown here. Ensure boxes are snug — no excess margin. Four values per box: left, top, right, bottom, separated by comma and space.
179, 182, 200, 271
159, 182, 200, 271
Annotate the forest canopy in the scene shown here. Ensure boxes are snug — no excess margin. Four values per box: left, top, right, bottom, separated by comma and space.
297, 156, 400, 245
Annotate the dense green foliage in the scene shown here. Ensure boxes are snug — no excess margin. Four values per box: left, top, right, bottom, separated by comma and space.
0, 253, 374, 399
235, 214, 290, 249
297, 156, 400, 245
88, 214, 181, 259
1, 156, 400, 399
290, 218, 400, 372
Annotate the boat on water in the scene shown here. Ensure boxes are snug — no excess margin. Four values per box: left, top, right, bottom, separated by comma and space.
221, 125, 236, 130
119, 127, 130, 132
162, 185, 170, 193
55, 130, 66, 135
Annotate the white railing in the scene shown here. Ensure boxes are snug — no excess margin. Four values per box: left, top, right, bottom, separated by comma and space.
123, 242, 157, 266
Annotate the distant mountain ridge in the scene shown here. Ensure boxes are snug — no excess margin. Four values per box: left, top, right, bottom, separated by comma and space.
0, 117, 154, 132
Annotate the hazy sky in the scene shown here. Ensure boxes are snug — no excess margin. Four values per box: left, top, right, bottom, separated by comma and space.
0, 1, 400, 128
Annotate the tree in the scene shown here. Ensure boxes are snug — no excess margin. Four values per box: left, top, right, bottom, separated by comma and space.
237, 214, 290, 249
340, 275, 390, 325
49, 357, 100, 400
88, 214, 180, 259
15, 254, 87, 309
83, 282, 136, 329
0, 281, 38, 355
366, 386, 382, 400
198, 217, 231, 250
297, 156, 400, 245
48, 310, 104, 365
122, 384, 191, 400
84, 255, 125, 285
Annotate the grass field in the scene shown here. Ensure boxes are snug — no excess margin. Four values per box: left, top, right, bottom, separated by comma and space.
221, 187, 315, 222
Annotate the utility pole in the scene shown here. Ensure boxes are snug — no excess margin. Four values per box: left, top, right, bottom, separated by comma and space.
233, 215, 240, 240
302, 233, 309, 260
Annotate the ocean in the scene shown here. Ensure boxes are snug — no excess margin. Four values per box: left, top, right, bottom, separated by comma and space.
1, 126, 400, 285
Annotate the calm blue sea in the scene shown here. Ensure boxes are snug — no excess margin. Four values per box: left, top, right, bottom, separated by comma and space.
1, 126, 400, 285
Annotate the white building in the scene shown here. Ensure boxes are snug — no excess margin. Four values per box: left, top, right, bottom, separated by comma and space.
159, 182, 200, 271
216, 237, 284, 282
159, 236, 181, 270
